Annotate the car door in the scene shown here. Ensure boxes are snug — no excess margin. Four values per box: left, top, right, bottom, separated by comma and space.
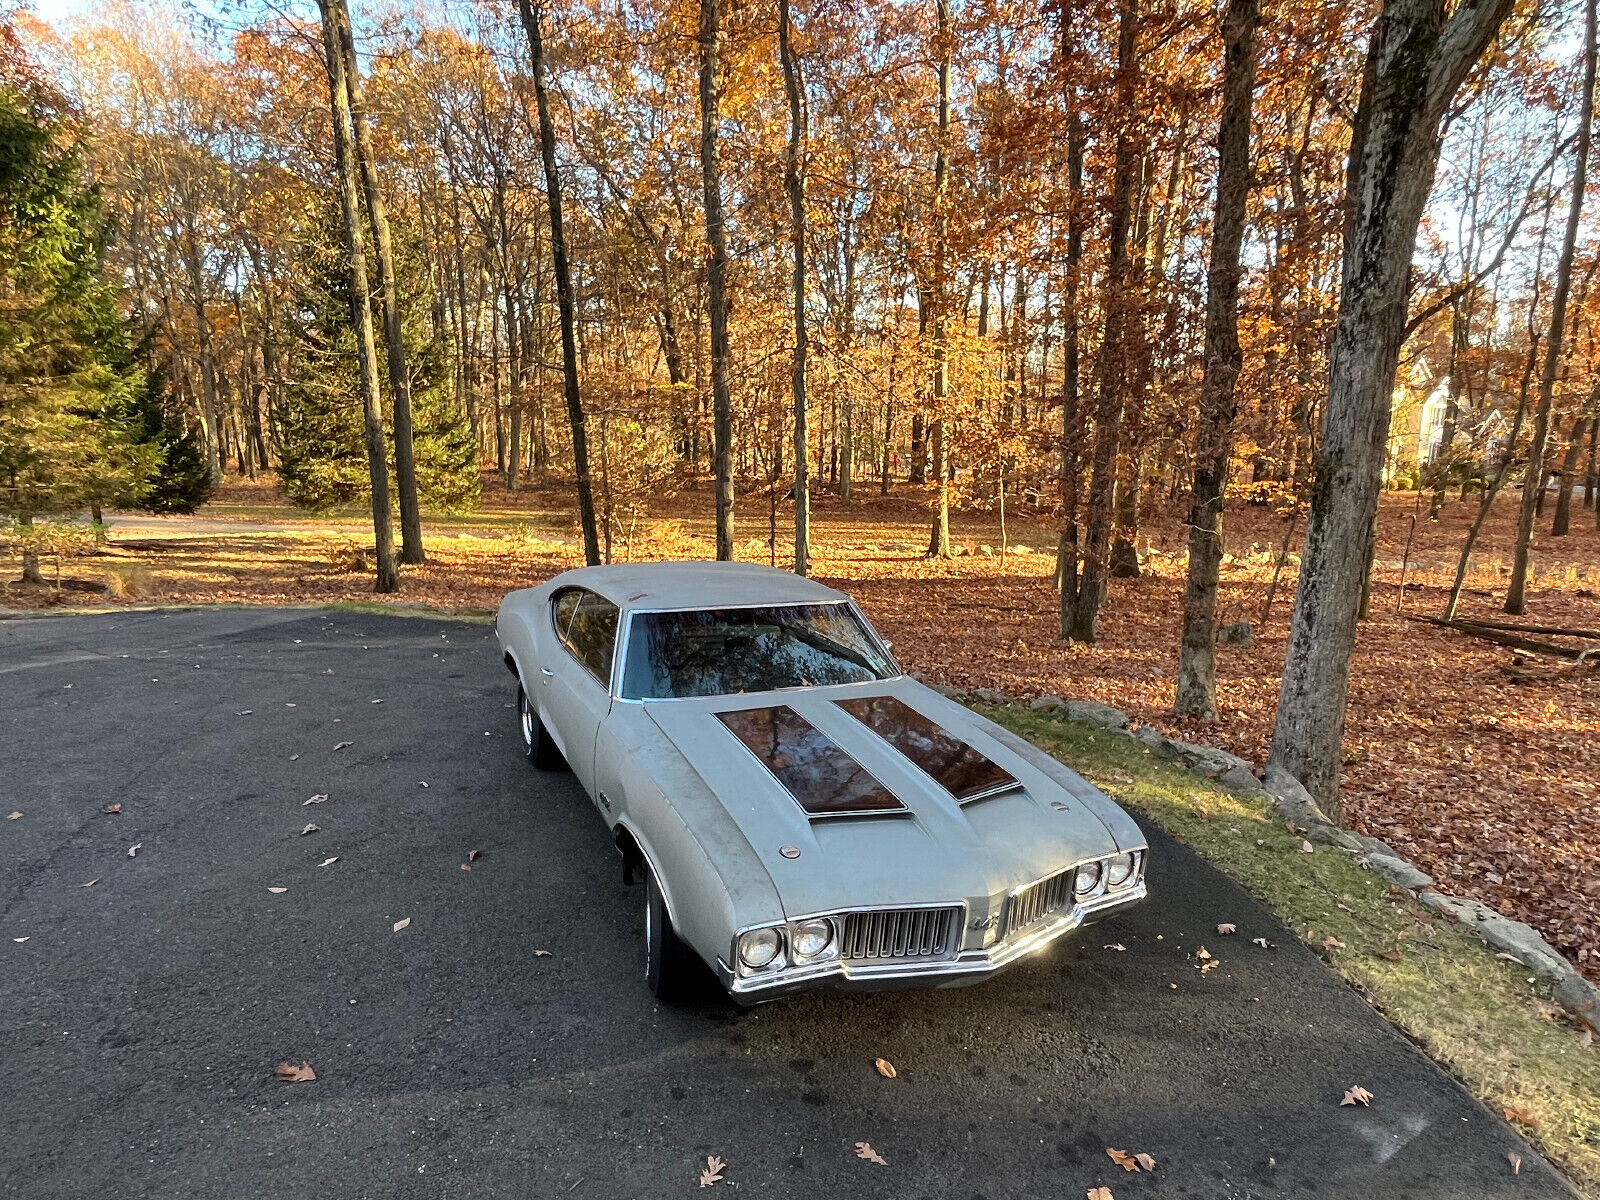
540, 586, 617, 798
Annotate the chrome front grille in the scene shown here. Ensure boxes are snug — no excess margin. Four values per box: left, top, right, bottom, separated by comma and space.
1004, 869, 1074, 937
840, 906, 961, 962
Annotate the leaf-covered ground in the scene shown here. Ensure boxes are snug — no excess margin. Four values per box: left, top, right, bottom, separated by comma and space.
6, 476, 1598, 982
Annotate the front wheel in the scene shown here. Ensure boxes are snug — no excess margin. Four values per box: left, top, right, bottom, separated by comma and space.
644, 869, 697, 1003
517, 683, 566, 770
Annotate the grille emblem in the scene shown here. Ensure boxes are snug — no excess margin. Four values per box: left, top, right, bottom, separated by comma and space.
970, 914, 999, 931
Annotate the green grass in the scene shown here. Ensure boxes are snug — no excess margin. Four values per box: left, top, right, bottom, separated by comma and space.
986, 705, 1600, 1197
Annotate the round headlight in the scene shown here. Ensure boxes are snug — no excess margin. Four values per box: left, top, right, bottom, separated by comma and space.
791, 918, 835, 960
737, 927, 783, 970
1073, 860, 1103, 895
1106, 851, 1139, 888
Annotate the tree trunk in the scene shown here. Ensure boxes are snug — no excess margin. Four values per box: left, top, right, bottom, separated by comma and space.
1068, 0, 1139, 642
1175, 0, 1258, 719
332, 0, 424, 566
19, 513, 43, 585
1055, 9, 1085, 614
927, 0, 953, 558
1507, 0, 1594, 612
317, 0, 398, 594
519, 0, 602, 567
1551, 414, 1591, 536
700, 0, 735, 561
1267, 0, 1514, 813
778, 0, 810, 575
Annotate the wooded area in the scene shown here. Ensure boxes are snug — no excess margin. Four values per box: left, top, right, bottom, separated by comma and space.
2, 0, 1598, 970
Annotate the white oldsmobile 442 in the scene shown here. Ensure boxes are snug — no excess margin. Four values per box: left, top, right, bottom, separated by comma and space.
496, 562, 1147, 1003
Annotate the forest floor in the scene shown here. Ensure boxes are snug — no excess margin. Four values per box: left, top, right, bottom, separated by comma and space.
6, 473, 1599, 988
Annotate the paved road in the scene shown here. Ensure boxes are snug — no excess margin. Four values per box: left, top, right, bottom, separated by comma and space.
0, 609, 1573, 1200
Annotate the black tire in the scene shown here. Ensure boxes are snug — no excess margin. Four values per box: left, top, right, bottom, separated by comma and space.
517, 683, 566, 770
644, 869, 697, 1003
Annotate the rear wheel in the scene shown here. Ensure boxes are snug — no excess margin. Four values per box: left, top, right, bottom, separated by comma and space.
644, 869, 697, 1003
516, 683, 566, 770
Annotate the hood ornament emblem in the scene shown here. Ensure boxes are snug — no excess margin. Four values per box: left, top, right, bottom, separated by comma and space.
779, 845, 801, 859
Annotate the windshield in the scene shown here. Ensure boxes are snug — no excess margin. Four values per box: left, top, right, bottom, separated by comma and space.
620, 602, 896, 699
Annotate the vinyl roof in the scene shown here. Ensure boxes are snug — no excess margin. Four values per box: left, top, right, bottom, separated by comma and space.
547, 561, 848, 610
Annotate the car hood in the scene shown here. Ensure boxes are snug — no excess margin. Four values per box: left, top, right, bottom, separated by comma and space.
644, 677, 1137, 920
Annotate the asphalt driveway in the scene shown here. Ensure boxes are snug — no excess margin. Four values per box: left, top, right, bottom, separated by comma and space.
0, 608, 1574, 1199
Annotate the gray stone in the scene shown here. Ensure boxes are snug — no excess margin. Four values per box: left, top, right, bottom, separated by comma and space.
1216, 764, 1266, 794
1359, 853, 1433, 891
968, 687, 1009, 705
1029, 695, 1066, 713
1261, 764, 1338, 829
1062, 699, 1131, 731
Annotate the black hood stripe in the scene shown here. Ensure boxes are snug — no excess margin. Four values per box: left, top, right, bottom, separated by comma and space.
835, 696, 1018, 803
717, 705, 906, 817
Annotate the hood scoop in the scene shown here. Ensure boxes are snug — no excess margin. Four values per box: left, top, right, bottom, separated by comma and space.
717, 705, 907, 818
835, 695, 1019, 803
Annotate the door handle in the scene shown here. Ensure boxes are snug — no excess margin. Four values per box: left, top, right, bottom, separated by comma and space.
540, 666, 555, 677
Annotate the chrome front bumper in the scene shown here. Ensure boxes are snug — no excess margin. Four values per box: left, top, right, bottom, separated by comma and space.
719, 881, 1147, 1002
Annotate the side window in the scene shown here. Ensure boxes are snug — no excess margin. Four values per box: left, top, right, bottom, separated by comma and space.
554, 588, 619, 688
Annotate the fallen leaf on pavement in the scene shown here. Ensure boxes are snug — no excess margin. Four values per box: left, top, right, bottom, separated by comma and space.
467, 849, 481, 862
304, 795, 328, 806
699, 1155, 725, 1187
874, 1058, 897, 1078
1107, 1148, 1139, 1172
1217, 923, 1237, 935
393, 917, 410, 932
1199, 959, 1220, 974
1134, 1153, 1156, 1172
1509, 1153, 1522, 1176
6, 811, 21, 820
1104, 943, 1127, 951
274, 1061, 316, 1083
82, 879, 99, 888
370, 698, 384, 704
267, 887, 287, 894
855, 1142, 887, 1166
13, 937, 29, 943
1087, 1189, 1115, 1200
236, 710, 252, 716
332, 741, 352, 752
127, 843, 141, 858
1341, 1085, 1374, 1107
300, 823, 319, 836
460, 864, 471, 871
318, 857, 338, 868
1252, 937, 1271, 948
1196, 947, 1212, 960
534, 949, 552, 957
104, 804, 122, 815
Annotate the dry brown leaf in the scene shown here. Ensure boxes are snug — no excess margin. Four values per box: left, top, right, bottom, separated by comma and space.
1107, 1148, 1139, 1172
1087, 1189, 1115, 1200
318, 857, 338, 868
6, 811, 21, 820
1340, 1085, 1374, 1107
1252, 936, 1271, 948
267, 886, 287, 894
459, 863, 471, 872
467, 849, 481, 862
1133, 1153, 1156, 1172
1323, 935, 1346, 951
699, 1155, 725, 1187
127, 843, 141, 858
534, 949, 553, 957
1217, 923, 1237, 935
855, 1142, 887, 1166
82, 879, 99, 888
1199, 959, 1220, 974
304, 794, 328, 806
874, 1057, 897, 1078
1508, 1153, 1522, 1176
1104, 942, 1127, 951
104, 803, 122, 815
274, 1061, 316, 1083
1196, 946, 1212, 960
13, 936, 29, 943
300, 823, 319, 836
393, 917, 410, 932
1502, 1104, 1539, 1128
332, 741, 352, 752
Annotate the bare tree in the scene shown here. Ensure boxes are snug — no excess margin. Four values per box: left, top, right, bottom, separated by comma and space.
1267, 0, 1516, 813
316, 0, 397, 593
517, 0, 601, 567
1175, 0, 1259, 719
778, 0, 810, 575
927, 0, 953, 558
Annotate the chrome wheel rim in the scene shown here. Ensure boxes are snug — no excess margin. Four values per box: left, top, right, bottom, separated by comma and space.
644, 893, 654, 979
520, 693, 533, 747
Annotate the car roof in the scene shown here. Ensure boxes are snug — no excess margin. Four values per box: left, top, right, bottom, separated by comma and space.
548, 561, 849, 611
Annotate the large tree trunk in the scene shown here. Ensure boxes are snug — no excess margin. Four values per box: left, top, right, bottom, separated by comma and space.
699, 0, 735, 561
1267, 0, 1514, 813
778, 0, 810, 575
1054, 9, 1085, 615
331, 0, 424, 566
317, 0, 398, 594
927, 0, 953, 559
1174, 0, 1258, 719
1551, 413, 1592, 536
1506, 0, 1594, 611
518, 0, 602, 567
1068, 0, 1139, 643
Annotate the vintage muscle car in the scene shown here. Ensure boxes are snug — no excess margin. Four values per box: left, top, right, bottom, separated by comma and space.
495, 562, 1147, 1002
